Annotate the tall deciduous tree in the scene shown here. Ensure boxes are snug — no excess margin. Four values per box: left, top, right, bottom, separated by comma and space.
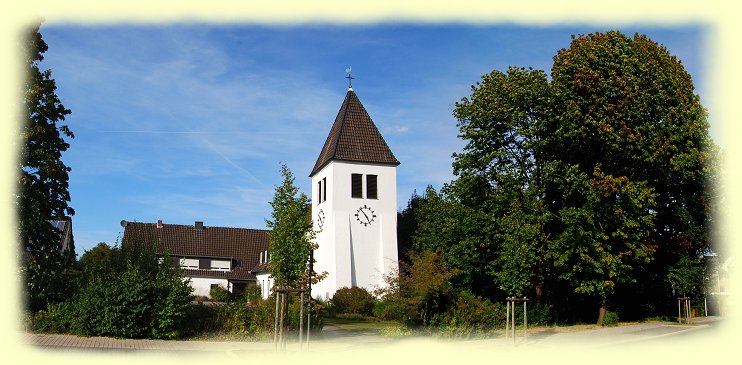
452, 67, 550, 299
544, 31, 716, 321
439, 31, 716, 323
19, 23, 75, 253
265, 164, 314, 288
19, 24, 76, 311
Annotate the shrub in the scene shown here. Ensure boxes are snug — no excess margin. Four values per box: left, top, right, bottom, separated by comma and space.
335, 313, 372, 320
374, 249, 459, 326
433, 292, 505, 338
59, 242, 193, 339
210, 285, 232, 303
30, 302, 75, 333
602, 311, 619, 326
372, 299, 406, 321
331, 287, 375, 315
244, 284, 262, 303
525, 302, 555, 326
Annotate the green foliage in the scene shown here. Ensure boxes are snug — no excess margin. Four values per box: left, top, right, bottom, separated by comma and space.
244, 284, 263, 303
432, 292, 505, 338
667, 254, 705, 297
525, 302, 555, 326
602, 311, 619, 326
549, 164, 656, 300
376, 250, 459, 326
19, 24, 78, 312
21, 249, 81, 312
331, 287, 375, 315
266, 164, 315, 288
545, 31, 716, 309
430, 30, 718, 323
412, 185, 497, 296
29, 301, 75, 333
335, 313, 372, 320
78, 242, 114, 274
210, 285, 232, 302
32, 242, 194, 339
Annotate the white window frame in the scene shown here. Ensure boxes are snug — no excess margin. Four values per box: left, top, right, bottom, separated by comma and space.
211, 259, 231, 271
179, 258, 199, 269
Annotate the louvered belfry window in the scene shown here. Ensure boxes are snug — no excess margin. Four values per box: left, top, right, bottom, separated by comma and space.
351, 173, 363, 198
366, 174, 378, 199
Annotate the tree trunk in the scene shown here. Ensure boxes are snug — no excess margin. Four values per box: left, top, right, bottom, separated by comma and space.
535, 282, 543, 301
596, 299, 607, 325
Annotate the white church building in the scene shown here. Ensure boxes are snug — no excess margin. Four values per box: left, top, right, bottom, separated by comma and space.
308, 85, 400, 300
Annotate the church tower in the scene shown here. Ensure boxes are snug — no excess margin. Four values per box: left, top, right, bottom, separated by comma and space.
309, 83, 400, 300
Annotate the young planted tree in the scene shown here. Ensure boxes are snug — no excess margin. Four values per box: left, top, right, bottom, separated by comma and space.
265, 164, 315, 288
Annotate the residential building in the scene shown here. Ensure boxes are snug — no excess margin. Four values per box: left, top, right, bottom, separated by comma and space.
121, 220, 269, 297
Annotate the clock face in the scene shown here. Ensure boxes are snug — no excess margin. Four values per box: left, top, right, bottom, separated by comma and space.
317, 209, 325, 230
354, 205, 376, 226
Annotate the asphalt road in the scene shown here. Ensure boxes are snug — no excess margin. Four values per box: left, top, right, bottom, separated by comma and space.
17, 316, 727, 363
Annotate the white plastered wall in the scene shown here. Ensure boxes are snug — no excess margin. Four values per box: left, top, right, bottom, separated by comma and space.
187, 276, 230, 297
311, 160, 398, 300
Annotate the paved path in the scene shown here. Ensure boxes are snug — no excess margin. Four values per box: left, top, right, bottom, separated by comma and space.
19, 316, 725, 360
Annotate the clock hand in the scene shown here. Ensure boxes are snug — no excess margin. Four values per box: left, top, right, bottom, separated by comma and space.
361, 210, 370, 221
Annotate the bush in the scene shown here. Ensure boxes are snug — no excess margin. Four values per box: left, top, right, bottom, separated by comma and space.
43, 242, 194, 339
210, 285, 232, 303
331, 287, 375, 316
602, 311, 619, 326
432, 292, 505, 338
526, 302, 555, 326
30, 302, 75, 333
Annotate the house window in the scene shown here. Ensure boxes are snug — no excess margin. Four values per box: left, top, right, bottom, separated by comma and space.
366, 174, 378, 199
351, 173, 363, 198
179, 258, 199, 269
211, 259, 231, 271
323, 177, 327, 202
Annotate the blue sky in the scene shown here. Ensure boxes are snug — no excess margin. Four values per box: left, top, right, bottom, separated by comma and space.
38, 23, 711, 257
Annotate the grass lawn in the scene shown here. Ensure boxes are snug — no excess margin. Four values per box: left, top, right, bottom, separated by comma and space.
324, 317, 408, 336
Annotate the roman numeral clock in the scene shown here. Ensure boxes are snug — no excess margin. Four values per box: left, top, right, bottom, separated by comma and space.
309, 79, 400, 300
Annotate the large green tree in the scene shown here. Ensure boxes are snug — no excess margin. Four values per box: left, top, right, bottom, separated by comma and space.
544, 31, 716, 320
265, 164, 315, 288
452, 67, 550, 299
433, 31, 716, 324
19, 24, 76, 311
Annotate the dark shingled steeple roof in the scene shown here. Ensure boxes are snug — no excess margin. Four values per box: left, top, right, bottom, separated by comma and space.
310, 89, 400, 177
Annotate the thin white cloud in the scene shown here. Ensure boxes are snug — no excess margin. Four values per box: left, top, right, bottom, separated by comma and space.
384, 125, 410, 134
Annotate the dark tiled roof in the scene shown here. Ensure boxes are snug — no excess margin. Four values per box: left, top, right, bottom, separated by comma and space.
310, 89, 400, 177
250, 262, 270, 274
122, 222, 269, 281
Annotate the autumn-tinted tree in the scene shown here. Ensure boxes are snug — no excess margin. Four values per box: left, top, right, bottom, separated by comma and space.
544, 31, 717, 320
265, 164, 315, 288
438, 31, 716, 324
